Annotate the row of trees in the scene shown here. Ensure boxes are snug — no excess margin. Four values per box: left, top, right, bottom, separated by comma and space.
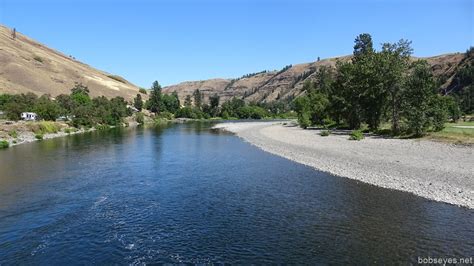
294, 33, 463, 136
135, 81, 286, 120
0, 83, 130, 127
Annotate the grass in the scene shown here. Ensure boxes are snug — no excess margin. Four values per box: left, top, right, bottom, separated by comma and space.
0, 140, 9, 149
107, 75, 127, 83
35, 134, 43, 140
427, 122, 474, 144
9, 130, 18, 138
63, 127, 78, 134
28, 121, 61, 135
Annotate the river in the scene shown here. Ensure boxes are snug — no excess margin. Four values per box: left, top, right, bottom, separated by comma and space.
0, 122, 472, 264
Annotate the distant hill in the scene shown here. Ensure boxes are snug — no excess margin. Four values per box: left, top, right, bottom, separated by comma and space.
0, 25, 140, 100
163, 52, 470, 105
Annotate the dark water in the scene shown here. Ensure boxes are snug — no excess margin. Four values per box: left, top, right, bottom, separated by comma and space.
0, 122, 473, 264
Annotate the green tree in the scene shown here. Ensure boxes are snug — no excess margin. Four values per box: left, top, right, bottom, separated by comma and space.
444, 96, 461, 122
147, 81, 163, 113
34, 95, 61, 121
3, 93, 36, 121
70, 83, 92, 107
404, 60, 437, 136
133, 94, 143, 111
220, 98, 245, 118
332, 61, 362, 129
109, 97, 129, 125
353, 33, 374, 61
193, 89, 202, 109
55, 94, 74, 115
184, 95, 192, 107
209, 93, 220, 117
293, 96, 311, 129
429, 95, 449, 131
162, 93, 180, 114
380, 40, 413, 134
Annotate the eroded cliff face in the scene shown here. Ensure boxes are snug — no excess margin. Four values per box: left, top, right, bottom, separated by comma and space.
163, 53, 467, 105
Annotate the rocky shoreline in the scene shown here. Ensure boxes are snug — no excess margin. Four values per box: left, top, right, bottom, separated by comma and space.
214, 122, 474, 209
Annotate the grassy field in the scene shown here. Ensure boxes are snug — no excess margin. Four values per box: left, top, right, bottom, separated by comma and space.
427, 121, 474, 144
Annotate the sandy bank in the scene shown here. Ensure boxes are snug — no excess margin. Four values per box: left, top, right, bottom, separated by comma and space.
214, 122, 474, 209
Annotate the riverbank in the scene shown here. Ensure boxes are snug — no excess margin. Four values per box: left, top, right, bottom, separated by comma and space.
0, 117, 208, 148
0, 120, 95, 147
214, 121, 474, 209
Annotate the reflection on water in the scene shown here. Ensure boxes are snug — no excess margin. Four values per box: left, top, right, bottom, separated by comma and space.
0, 122, 473, 264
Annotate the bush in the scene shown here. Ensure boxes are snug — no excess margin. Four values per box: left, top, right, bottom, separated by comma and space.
349, 130, 364, 140
0, 140, 9, 149
156, 111, 174, 120
320, 130, 331, 136
33, 56, 43, 63
107, 75, 127, 83
29, 121, 61, 135
175, 107, 204, 119
298, 111, 311, 129
63, 128, 77, 134
139, 88, 148, 94
35, 134, 43, 140
95, 124, 110, 130
135, 112, 145, 124
9, 130, 18, 138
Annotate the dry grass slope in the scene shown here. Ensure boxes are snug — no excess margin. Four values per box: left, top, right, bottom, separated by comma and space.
0, 25, 140, 100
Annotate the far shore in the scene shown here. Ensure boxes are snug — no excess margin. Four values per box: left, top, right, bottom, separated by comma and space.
0, 117, 215, 148
214, 121, 474, 209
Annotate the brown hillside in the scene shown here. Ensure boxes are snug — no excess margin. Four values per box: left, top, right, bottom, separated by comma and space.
0, 25, 140, 100
163, 53, 466, 104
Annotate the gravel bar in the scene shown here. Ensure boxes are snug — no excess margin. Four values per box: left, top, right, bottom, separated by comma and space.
214, 122, 474, 209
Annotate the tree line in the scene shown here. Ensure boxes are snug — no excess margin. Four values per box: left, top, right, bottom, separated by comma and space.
293, 33, 469, 136
0, 83, 130, 127
137, 81, 294, 120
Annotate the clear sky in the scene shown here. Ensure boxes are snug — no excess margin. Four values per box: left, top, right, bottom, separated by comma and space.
0, 0, 472, 87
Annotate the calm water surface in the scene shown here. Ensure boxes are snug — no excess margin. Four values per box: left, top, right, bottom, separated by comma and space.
0, 122, 473, 264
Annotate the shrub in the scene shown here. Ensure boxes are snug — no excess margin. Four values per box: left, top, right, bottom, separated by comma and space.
95, 124, 110, 130
33, 56, 43, 63
175, 107, 204, 119
298, 111, 311, 129
320, 130, 330, 136
35, 134, 43, 140
63, 128, 77, 134
107, 75, 127, 83
29, 121, 61, 135
154, 118, 170, 125
0, 140, 9, 149
139, 88, 148, 94
349, 130, 364, 140
9, 130, 18, 138
135, 112, 145, 124
40, 122, 60, 134
156, 111, 174, 120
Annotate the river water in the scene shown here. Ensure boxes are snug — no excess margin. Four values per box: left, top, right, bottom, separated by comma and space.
0, 122, 472, 264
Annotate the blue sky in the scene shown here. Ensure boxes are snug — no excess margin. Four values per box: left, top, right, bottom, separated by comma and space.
0, 0, 472, 87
